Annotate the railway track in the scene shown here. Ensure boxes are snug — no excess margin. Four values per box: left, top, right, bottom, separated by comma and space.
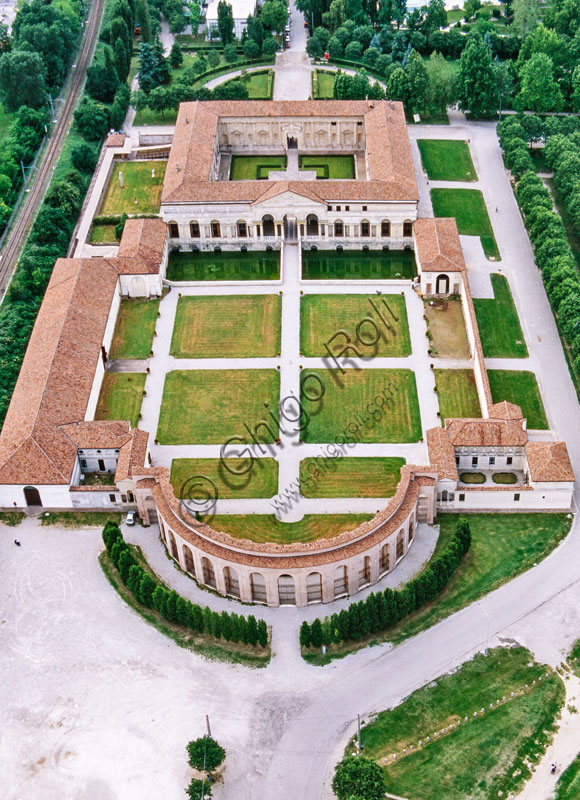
0, 0, 107, 296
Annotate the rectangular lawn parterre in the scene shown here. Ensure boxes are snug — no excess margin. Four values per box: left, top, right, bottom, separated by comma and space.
299, 154, 355, 179
435, 369, 481, 422
170, 458, 278, 499
166, 249, 280, 281
110, 298, 160, 359
89, 223, 119, 244
95, 373, 146, 428
417, 139, 477, 182
431, 188, 500, 259
99, 161, 167, 215
230, 155, 287, 180
300, 294, 411, 357
313, 69, 336, 99
300, 456, 405, 498
157, 369, 280, 444
171, 295, 281, 358
302, 249, 417, 280
301, 369, 422, 443
474, 274, 528, 358
487, 369, 548, 429
208, 513, 373, 544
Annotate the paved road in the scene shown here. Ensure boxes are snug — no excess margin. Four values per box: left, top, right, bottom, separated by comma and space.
0, 0, 106, 298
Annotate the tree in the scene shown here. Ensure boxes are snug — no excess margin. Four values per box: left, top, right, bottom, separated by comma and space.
189, 2, 202, 35
494, 58, 515, 117
74, 97, 111, 140
257, 619, 268, 648
246, 14, 264, 48
138, 42, 158, 93
243, 38, 260, 58
170, 41, 183, 68
217, 0, 235, 44
457, 35, 498, 117
208, 48, 221, 68
363, 46, 380, 67
332, 756, 386, 800
86, 47, 119, 104
572, 64, 580, 112
512, 0, 539, 38
187, 736, 226, 772
0, 50, 47, 111
136, 0, 152, 41
186, 778, 211, 800
114, 37, 130, 83
262, 36, 279, 56
345, 40, 363, 59
405, 48, 428, 114
147, 86, 173, 118
212, 78, 249, 99
299, 621, 311, 648
423, 0, 447, 33
516, 52, 563, 111
425, 51, 456, 115
224, 42, 238, 62
261, 0, 289, 32
310, 617, 323, 647
328, 36, 344, 58
387, 65, 409, 102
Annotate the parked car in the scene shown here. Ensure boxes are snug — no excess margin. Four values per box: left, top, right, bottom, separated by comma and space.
125, 511, 136, 526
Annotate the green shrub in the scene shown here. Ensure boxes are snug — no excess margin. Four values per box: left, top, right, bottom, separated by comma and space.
187, 736, 226, 771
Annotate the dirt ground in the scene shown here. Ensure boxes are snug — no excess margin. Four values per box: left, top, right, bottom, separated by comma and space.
424, 298, 471, 359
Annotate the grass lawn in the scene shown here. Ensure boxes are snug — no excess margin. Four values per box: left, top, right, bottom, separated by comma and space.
230, 154, 286, 180
166, 249, 280, 281
556, 754, 580, 800
41, 511, 122, 527
488, 369, 548, 429
473, 274, 528, 358
223, 69, 273, 99
299, 154, 355, 179
531, 148, 550, 173
435, 369, 481, 422
424, 298, 470, 358
95, 373, 146, 428
171, 295, 281, 358
0, 512, 25, 526
446, 7, 465, 23
431, 188, 500, 259
170, 458, 278, 499
157, 369, 280, 444
89, 223, 119, 244
300, 294, 411, 357
417, 139, 477, 182
99, 161, 167, 216
302, 249, 417, 280
306, 513, 571, 664
110, 298, 160, 359
313, 69, 335, 99
133, 106, 178, 126
300, 456, 405, 498
361, 647, 564, 800
208, 513, 373, 544
301, 369, 422, 443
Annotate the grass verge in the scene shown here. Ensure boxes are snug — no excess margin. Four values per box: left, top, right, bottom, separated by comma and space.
40, 511, 122, 527
299, 457, 405, 498
95, 372, 146, 428
99, 161, 167, 215
556, 753, 580, 800
431, 188, 500, 259
110, 298, 159, 359
487, 369, 548, 429
435, 369, 481, 422
473, 274, 528, 358
417, 139, 477, 182
0, 512, 26, 526
207, 514, 374, 544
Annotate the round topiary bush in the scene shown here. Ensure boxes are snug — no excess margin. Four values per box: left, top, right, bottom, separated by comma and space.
186, 777, 212, 799
187, 736, 226, 772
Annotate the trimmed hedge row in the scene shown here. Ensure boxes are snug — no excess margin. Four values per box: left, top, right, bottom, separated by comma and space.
300, 519, 471, 649
102, 522, 269, 649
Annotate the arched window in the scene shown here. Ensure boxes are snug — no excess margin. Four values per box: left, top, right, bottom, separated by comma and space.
396, 530, 405, 561
167, 532, 178, 560
334, 219, 344, 237
403, 220, 413, 237
237, 220, 247, 238
381, 220, 391, 237
224, 566, 240, 598
359, 556, 371, 588
202, 557, 216, 588
211, 220, 221, 238
306, 214, 319, 237
250, 572, 267, 603
278, 574, 296, 605
334, 565, 348, 598
262, 214, 275, 237
183, 545, 195, 576
168, 221, 179, 239
190, 221, 200, 238
361, 219, 370, 237
379, 543, 390, 575
306, 572, 322, 603
409, 518, 415, 543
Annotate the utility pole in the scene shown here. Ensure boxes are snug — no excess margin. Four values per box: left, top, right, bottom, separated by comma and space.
206, 714, 212, 737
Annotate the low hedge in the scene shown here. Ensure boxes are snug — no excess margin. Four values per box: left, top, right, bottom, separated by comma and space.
193, 57, 276, 87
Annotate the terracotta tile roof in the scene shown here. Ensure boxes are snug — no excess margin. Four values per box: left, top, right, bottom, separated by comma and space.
489, 401, 523, 420
426, 427, 458, 480
526, 441, 575, 482
113, 217, 167, 274
59, 420, 131, 449
115, 428, 150, 482
162, 100, 418, 205
445, 417, 528, 447
106, 133, 125, 148
414, 218, 465, 273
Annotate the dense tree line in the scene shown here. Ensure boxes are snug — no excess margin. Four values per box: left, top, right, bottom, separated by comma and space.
102, 522, 269, 648
300, 519, 471, 650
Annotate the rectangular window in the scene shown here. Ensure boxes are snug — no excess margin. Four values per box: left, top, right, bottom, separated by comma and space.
127, 491, 134, 503
472, 456, 478, 467
403, 221, 413, 237
98, 459, 106, 471
362, 205, 367, 211
381, 221, 391, 237
327, 206, 332, 212
80, 459, 87, 468
211, 221, 221, 238
489, 456, 495, 465
336, 206, 341, 212
514, 493, 520, 502
459, 493, 465, 502
345, 205, 350, 211
507, 456, 513, 465
361, 221, 370, 237
168, 222, 179, 239
109, 494, 116, 503
190, 222, 200, 238
121, 494, 127, 503
237, 221, 247, 237
334, 221, 344, 237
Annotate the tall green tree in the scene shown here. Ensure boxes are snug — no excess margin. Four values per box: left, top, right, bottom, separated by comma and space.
332, 756, 386, 800
405, 48, 428, 113
457, 35, 498, 117
261, 0, 289, 32
114, 37, 130, 83
512, 0, 539, 37
425, 50, 456, 115
217, 1, 235, 44
516, 52, 563, 111
0, 50, 47, 111
136, 0, 152, 41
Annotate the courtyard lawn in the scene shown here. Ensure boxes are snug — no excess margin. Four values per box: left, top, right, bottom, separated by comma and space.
300, 369, 422, 443
431, 188, 500, 259
223, 69, 274, 99
110, 298, 160, 359
300, 456, 405, 498
307, 513, 571, 664
556, 753, 580, 800
171, 294, 281, 358
313, 69, 335, 99
166, 249, 280, 281
300, 293, 411, 358
435, 369, 481, 422
157, 369, 280, 444
230, 154, 287, 180
170, 458, 278, 500
208, 513, 373, 544
95, 373, 146, 428
302, 249, 417, 280
89, 223, 119, 244
299, 154, 355, 179
487, 369, 548, 429
417, 139, 477, 182
473, 274, 528, 358
361, 647, 564, 800
99, 161, 167, 216
424, 297, 470, 359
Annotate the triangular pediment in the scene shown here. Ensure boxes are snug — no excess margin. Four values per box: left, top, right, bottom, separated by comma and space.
253, 189, 325, 208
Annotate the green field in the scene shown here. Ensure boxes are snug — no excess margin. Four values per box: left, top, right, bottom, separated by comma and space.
301, 369, 422, 443
166, 250, 280, 281
431, 188, 500, 259
99, 161, 167, 215
95, 373, 146, 428
299, 154, 355, 179
313, 69, 336, 99
157, 369, 280, 444
89, 223, 119, 243
230, 154, 287, 180
361, 647, 564, 800
302, 249, 417, 280
474, 274, 528, 358
110, 298, 160, 359
300, 457, 405, 497
435, 369, 481, 422
488, 369, 548, 429
300, 294, 411, 357
418, 139, 477, 181
170, 458, 278, 499
209, 513, 373, 544
171, 294, 281, 358
223, 69, 274, 98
